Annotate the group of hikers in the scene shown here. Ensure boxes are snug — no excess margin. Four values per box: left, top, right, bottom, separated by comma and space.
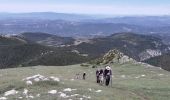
75, 65, 112, 86
96, 66, 112, 86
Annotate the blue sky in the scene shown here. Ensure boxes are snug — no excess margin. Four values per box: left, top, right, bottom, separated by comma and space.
0, 0, 170, 15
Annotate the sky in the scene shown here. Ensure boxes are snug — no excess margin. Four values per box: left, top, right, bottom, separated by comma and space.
0, 0, 170, 15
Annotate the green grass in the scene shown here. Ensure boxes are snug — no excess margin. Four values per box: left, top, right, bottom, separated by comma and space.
0, 62, 170, 100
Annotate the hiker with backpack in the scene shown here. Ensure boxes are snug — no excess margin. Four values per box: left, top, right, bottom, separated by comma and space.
104, 66, 112, 86
96, 69, 100, 83
98, 68, 104, 85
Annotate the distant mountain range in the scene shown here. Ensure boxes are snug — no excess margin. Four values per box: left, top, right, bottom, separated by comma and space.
0, 12, 170, 37
0, 12, 93, 21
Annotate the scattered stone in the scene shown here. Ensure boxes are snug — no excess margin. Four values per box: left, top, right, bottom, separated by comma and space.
50, 76, 60, 82
158, 74, 164, 76
121, 75, 126, 78
63, 88, 72, 92
24, 74, 43, 80
135, 76, 140, 79
28, 95, 34, 99
95, 90, 102, 93
43, 78, 49, 81
48, 90, 57, 94
141, 75, 146, 77
83, 95, 91, 99
34, 78, 40, 82
71, 89, 77, 91
26, 80, 33, 85
88, 88, 92, 91
4, 89, 18, 96
70, 79, 74, 81
63, 88, 77, 92
71, 94, 79, 97
80, 98, 83, 100
59, 92, 68, 98
23, 89, 28, 95
0, 97, 7, 100
23, 74, 60, 85
36, 94, 40, 97
18, 97, 23, 99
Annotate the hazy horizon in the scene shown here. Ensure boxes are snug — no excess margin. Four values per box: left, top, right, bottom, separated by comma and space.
0, 0, 170, 16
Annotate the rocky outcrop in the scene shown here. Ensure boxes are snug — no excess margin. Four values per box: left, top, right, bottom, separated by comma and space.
91, 49, 135, 65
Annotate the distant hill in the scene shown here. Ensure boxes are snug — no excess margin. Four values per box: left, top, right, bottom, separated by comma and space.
0, 35, 89, 69
16, 32, 75, 47
144, 53, 170, 71
0, 35, 26, 46
151, 33, 170, 45
99, 16, 170, 27
74, 33, 170, 61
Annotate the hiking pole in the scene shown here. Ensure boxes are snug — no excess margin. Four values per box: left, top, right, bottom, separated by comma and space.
111, 75, 112, 87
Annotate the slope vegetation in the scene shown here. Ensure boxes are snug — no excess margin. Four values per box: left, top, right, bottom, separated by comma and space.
75, 33, 169, 61
16, 32, 75, 47
144, 53, 170, 71
0, 35, 88, 69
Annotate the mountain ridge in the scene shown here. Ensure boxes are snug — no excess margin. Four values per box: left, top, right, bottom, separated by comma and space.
74, 32, 170, 61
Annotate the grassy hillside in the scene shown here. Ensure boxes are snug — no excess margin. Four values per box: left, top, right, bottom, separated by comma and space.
0, 63, 170, 100
0, 35, 26, 46
0, 44, 89, 68
0, 44, 50, 68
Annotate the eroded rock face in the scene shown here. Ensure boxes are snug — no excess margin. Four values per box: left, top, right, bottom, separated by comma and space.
139, 49, 162, 61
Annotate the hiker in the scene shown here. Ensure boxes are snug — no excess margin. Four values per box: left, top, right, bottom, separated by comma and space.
75, 73, 80, 79
99, 68, 104, 85
83, 72, 86, 80
96, 69, 100, 83
104, 66, 112, 86
99, 69, 104, 75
